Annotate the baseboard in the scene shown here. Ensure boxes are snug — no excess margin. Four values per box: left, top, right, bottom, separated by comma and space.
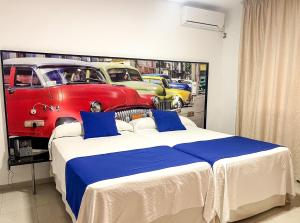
0, 177, 54, 191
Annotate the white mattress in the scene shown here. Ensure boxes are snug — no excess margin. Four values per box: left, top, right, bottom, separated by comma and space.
134, 128, 295, 222
49, 132, 215, 223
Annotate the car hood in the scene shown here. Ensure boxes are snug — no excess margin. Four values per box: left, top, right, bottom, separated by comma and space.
50, 84, 152, 111
166, 88, 191, 99
112, 81, 166, 96
114, 81, 158, 90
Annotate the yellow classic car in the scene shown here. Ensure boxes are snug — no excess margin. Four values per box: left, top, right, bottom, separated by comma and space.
143, 76, 192, 108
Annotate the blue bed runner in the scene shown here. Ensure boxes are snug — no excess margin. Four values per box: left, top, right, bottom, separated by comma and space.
173, 136, 280, 166
66, 146, 204, 218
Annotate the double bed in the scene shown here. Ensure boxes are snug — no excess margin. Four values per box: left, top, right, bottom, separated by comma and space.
132, 117, 295, 222
48, 114, 295, 223
49, 125, 215, 223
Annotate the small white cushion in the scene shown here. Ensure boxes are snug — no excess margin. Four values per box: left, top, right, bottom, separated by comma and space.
116, 119, 134, 132
51, 119, 133, 140
179, 116, 197, 129
130, 117, 156, 132
51, 122, 83, 140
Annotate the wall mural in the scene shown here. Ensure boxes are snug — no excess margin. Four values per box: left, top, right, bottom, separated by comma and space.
0, 50, 208, 149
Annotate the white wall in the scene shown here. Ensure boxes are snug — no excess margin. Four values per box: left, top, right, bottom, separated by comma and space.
217, 3, 243, 134
0, 0, 241, 185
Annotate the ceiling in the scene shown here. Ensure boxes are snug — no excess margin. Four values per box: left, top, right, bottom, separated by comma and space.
166, 0, 241, 11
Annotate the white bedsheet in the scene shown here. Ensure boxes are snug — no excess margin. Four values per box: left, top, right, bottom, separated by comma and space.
134, 128, 295, 222
49, 132, 215, 223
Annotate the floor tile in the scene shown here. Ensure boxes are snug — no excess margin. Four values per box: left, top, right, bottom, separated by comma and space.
0, 207, 38, 223
36, 202, 68, 223
1, 188, 35, 214
33, 182, 61, 207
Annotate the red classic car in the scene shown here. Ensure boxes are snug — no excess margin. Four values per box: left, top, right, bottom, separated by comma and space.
3, 58, 154, 138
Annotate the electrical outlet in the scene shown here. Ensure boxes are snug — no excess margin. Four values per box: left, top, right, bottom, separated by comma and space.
24, 120, 45, 128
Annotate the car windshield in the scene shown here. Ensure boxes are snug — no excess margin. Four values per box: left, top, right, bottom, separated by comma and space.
108, 68, 143, 82
40, 66, 105, 85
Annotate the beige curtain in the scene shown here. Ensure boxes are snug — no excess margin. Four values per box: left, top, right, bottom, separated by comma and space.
236, 0, 300, 179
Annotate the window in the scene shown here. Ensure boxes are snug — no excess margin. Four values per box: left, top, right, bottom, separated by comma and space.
3, 66, 11, 88
40, 66, 105, 85
15, 67, 41, 88
43, 68, 64, 85
107, 68, 143, 82
128, 69, 143, 81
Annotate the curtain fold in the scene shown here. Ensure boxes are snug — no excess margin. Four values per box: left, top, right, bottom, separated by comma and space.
236, 0, 300, 179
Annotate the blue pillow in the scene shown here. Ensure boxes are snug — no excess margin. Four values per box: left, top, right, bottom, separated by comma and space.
152, 110, 186, 132
80, 111, 120, 139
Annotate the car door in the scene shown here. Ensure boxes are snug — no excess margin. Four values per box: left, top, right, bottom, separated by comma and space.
5, 66, 52, 137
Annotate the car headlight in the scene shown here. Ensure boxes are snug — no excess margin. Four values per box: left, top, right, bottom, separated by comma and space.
152, 96, 160, 108
90, 101, 102, 112
172, 96, 181, 108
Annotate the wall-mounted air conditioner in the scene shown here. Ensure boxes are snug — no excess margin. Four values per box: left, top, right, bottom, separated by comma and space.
181, 6, 225, 32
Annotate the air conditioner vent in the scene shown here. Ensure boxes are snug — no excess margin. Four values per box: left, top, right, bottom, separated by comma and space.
181, 6, 225, 31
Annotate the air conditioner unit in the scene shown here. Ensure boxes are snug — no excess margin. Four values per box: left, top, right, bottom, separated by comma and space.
181, 6, 225, 32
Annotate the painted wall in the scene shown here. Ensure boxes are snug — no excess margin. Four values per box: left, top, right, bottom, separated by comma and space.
0, 0, 241, 185
218, 3, 243, 134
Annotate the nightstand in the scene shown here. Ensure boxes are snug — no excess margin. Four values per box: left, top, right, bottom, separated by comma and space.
8, 137, 50, 194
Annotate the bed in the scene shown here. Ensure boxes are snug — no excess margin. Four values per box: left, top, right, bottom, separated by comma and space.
48, 121, 215, 223
131, 116, 295, 223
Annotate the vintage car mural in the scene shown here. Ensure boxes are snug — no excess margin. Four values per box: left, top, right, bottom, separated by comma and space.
3, 58, 155, 138
143, 76, 192, 108
92, 62, 173, 109
145, 73, 191, 92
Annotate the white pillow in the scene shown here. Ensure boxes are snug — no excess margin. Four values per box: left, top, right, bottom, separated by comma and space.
51, 119, 133, 140
116, 119, 134, 132
179, 116, 198, 129
130, 117, 156, 132
51, 122, 83, 139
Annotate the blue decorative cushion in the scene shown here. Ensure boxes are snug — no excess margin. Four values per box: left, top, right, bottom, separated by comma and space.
80, 111, 120, 139
152, 110, 186, 132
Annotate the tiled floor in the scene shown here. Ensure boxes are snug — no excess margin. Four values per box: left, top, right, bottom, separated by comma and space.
0, 182, 299, 223
0, 182, 72, 223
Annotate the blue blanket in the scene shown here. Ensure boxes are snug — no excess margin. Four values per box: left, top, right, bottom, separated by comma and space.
66, 146, 203, 218
173, 136, 279, 166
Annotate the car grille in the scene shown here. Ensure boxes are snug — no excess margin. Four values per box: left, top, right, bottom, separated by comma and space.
157, 100, 172, 110
115, 108, 151, 122
115, 101, 172, 122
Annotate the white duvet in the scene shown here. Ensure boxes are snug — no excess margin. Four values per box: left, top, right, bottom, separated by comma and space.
49, 132, 215, 223
134, 128, 295, 223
